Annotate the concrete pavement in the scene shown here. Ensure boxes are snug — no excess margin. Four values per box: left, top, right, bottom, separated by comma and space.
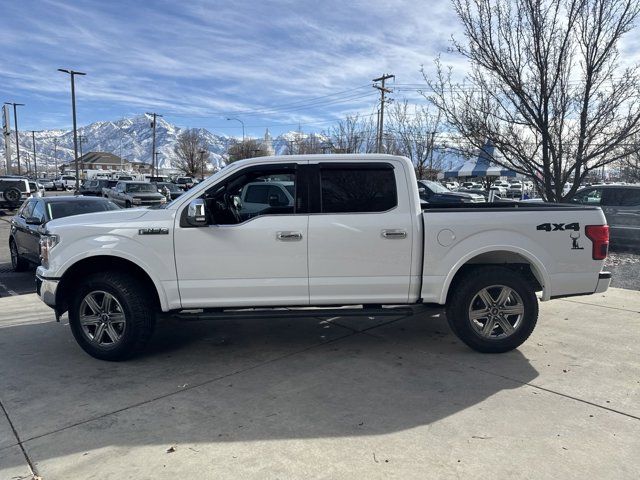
0, 289, 638, 479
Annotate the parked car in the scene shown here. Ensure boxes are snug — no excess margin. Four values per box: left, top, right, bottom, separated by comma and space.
489, 185, 508, 196
174, 176, 195, 190
0, 177, 31, 209
100, 180, 120, 197
35, 154, 610, 360
54, 175, 76, 190
9, 196, 120, 271
79, 179, 114, 196
149, 176, 172, 183
567, 185, 640, 248
104, 181, 166, 208
29, 181, 45, 198
40, 178, 55, 191
507, 183, 524, 198
156, 182, 184, 201
418, 180, 485, 204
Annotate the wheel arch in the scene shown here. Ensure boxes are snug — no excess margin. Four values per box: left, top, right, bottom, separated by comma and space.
55, 255, 164, 315
441, 247, 550, 305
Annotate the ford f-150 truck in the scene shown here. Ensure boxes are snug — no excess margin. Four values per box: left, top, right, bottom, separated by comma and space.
35, 154, 611, 361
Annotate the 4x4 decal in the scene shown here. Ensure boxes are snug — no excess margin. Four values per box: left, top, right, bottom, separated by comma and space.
536, 222, 580, 232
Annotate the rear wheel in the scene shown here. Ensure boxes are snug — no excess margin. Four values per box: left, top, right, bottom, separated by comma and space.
125, 200, 131, 208
9, 238, 29, 272
3, 187, 22, 209
446, 267, 538, 353
68, 272, 156, 360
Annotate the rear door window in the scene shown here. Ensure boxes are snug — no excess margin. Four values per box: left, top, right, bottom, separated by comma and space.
319, 165, 397, 213
620, 189, 640, 206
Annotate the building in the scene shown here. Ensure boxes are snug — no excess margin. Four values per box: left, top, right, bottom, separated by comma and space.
64, 151, 130, 171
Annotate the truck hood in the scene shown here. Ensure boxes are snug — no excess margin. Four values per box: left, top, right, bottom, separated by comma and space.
46, 208, 149, 230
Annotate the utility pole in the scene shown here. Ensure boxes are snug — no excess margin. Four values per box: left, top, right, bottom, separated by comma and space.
58, 69, 86, 191
373, 73, 394, 153
31, 130, 38, 178
4, 102, 25, 174
78, 135, 87, 158
146, 112, 162, 178
53, 137, 58, 175
154, 152, 160, 177
199, 149, 206, 180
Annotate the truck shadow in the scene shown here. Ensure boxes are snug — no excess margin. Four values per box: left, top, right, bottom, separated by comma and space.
0, 307, 539, 469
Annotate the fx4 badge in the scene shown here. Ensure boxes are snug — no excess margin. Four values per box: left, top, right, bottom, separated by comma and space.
536, 222, 584, 250
138, 227, 169, 235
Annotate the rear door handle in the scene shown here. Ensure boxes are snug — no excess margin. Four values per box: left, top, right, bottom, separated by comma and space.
381, 229, 407, 239
276, 231, 303, 241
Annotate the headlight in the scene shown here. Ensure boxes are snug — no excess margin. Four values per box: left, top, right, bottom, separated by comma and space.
132, 198, 142, 204
39, 234, 60, 269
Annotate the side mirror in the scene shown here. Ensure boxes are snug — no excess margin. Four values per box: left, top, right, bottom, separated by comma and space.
187, 199, 207, 227
25, 216, 43, 225
418, 187, 426, 194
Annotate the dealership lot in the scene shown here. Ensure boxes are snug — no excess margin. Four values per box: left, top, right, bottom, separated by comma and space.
0, 287, 638, 478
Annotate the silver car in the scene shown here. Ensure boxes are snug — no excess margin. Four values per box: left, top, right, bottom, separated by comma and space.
569, 185, 640, 249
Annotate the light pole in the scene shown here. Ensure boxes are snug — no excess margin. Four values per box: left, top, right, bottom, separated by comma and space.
31, 130, 38, 179
146, 112, 162, 178
198, 149, 207, 180
4, 102, 24, 174
226, 117, 245, 142
58, 69, 86, 191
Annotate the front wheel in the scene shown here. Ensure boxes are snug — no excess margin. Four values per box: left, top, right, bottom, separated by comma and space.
68, 272, 156, 360
446, 267, 538, 353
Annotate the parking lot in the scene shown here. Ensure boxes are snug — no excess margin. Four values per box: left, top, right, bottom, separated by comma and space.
0, 200, 638, 479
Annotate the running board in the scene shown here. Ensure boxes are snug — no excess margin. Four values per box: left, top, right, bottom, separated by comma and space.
170, 305, 419, 321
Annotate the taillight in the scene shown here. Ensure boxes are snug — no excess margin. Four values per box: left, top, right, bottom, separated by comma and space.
585, 225, 609, 260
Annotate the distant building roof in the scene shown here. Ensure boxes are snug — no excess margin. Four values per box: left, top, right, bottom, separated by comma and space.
73, 151, 125, 166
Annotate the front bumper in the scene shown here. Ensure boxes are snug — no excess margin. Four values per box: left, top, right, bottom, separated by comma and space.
36, 275, 59, 309
594, 271, 611, 294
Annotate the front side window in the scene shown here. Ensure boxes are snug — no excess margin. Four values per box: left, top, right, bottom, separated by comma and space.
32, 201, 46, 222
320, 165, 397, 213
203, 166, 297, 225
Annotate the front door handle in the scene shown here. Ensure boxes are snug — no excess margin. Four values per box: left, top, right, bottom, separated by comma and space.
276, 231, 303, 241
381, 229, 407, 239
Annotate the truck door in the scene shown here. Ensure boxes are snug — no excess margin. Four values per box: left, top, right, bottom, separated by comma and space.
174, 163, 309, 308
307, 161, 415, 304
602, 187, 640, 246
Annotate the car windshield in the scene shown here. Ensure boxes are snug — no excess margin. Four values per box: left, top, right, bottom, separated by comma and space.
177, 178, 192, 184
422, 181, 450, 194
159, 183, 180, 192
47, 200, 120, 219
126, 183, 157, 193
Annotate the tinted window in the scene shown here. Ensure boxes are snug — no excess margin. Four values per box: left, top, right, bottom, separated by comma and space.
126, 183, 156, 193
620, 189, 640, 207
47, 200, 119, 220
320, 166, 397, 213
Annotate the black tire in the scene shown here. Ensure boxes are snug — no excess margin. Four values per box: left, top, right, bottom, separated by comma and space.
68, 271, 156, 361
125, 200, 131, 208
9, 238, 29, 272
3, 187, 22, 208
446, 266, 538, 353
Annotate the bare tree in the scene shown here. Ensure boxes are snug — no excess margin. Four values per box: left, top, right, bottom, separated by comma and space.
226, 138, 268, 163
425, 0, 640, 201
387, 100, 443, 179
173, 129, 210, 177
327, 114, 375, 153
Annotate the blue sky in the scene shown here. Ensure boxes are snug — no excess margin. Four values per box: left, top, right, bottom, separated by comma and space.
0, 0, 464, 137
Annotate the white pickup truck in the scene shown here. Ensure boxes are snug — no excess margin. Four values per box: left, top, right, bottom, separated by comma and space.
35, 154, 611, 360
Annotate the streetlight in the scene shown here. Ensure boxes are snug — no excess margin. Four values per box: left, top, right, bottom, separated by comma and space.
58, 68, 86, 191
4, 102, 25, 174
226, 117, 245, 142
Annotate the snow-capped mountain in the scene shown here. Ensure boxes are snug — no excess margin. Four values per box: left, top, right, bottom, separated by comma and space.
1, 115, 232, 172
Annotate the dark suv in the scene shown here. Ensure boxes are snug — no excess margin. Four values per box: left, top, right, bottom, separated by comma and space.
568, 184, 640, 249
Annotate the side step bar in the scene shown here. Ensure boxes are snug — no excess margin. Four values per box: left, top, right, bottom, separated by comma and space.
170, 305, 421, 321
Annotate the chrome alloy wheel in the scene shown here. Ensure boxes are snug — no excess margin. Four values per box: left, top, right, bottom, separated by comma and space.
468, 285, 525, 339
79, 290, 127, 347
